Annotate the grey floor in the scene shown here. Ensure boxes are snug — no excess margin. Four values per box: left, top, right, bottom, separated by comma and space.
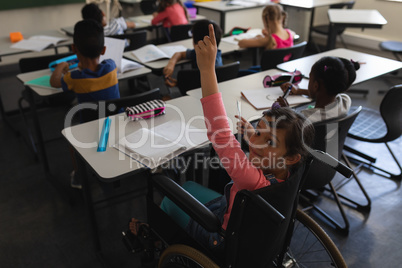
0, 44, 401, 268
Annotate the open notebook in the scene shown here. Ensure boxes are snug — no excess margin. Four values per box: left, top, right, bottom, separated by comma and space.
241, 87, 311, 110
131, 44, 187, 63
114, 120, 208, 169
11, 35, 69, 52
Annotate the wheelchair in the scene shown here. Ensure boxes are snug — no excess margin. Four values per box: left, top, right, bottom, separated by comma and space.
123, 149, 350, 268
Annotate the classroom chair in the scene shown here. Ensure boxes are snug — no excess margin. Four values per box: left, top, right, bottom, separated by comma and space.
300, 106, 370, 235
140, 0, 157, 15
176, 61, 240, 96
260, 41, 307, 71
124, 149, 351, 267
310, 1, 355, 52
18, 52, 76, 158
164, 23, 194, 42
379, 41, 402, 61
344, 84, 402, 179
109, 30, 148, 52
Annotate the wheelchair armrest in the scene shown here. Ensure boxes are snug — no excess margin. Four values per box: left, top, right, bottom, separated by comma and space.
310, 150, 353, 178
151, 174, 223, 234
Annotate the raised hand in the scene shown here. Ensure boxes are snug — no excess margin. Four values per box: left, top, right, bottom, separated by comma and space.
235, 115, 255, 142
195, 24, 217, 73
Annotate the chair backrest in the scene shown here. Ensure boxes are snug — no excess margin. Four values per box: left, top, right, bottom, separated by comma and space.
176, 61, 240, 95
260, 41, 307, 71
80, 88, 161, 123
140, 0, 157, 15
19, 52, 74, 73
224, 163, 309, 267
380, 84, 402, 142
168, 23, 194, 42
109, 30, 147, 51
302, 106, 362, 189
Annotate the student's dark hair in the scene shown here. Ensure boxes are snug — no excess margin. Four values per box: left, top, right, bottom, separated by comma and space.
74, 20, 104, 59
157, 0, 189, 20
262, 107, 315, 168
311, 56, 360, 96
191, 20, 222, 47
81, 3, 103, 24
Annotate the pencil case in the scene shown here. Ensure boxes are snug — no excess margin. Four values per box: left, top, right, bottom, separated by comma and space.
263, 70, 303, 88
49, 54, 79, 71
125, 99, 166, 121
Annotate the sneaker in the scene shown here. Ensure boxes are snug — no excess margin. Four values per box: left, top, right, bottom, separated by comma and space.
70, 170, 82, 189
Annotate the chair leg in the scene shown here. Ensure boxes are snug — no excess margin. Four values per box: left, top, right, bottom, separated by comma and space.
301, 182, 350, 235
344, 143, 402, 180
18, 96, 39, 160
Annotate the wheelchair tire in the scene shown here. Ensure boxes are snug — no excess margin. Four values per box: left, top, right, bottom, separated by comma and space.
285, 209, 347, 268
158, 244, 219, 268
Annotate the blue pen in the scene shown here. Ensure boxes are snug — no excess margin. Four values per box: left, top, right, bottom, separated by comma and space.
97, 117, 111, 152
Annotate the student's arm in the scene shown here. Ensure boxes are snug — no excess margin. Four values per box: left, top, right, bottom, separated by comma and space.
195, 24, 218, 97
126, 20, 136, 28
50, 62, 69, 88
163, 51, 186, 78
151, 11, 168, 25
280, 82, 309, 96
238, 35, 269, 48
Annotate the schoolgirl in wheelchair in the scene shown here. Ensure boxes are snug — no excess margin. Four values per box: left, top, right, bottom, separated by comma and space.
126, 24, 315, 262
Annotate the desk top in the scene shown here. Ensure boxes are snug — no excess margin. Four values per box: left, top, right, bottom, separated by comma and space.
17, 65, 152, 97
186, 68, 310, 121
62, 95, 207, 180
0, 30, 72, 58
194, 0, 269, 11
328, 9, 387, 26
277, 48, 402, 85
124, 38, 240, 71
279, 0, 351, 9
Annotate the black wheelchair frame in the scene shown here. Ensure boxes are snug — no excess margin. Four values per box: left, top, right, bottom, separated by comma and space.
125, 150, 350, 268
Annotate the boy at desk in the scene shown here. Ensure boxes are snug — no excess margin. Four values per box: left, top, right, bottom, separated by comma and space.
81, 3, 136, 35
50, 19, 120, 106
163, 19, 223, 88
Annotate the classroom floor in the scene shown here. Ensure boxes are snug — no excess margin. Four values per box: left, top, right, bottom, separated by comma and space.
0, 45, 401, 268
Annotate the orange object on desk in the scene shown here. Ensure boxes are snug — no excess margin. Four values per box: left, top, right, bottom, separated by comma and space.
10, 32, 24, 43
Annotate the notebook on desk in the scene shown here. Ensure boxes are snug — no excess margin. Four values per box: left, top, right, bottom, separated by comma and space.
113, 120, 208, 169
241, 87, 311, 110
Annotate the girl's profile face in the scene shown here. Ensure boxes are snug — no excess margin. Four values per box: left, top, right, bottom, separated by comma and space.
248, 116, 289, 173
308, 71, 318, 99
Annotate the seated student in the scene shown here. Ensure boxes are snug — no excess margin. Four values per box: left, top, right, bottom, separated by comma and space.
50, 19, 121, 189
238, 3, 294, 52
275, 56, 360, 123
129, 24, 315, 251
151, 0, 189, 28
163, 19, 223, 88
50, 19, 120, 105
81, 3, 136, 36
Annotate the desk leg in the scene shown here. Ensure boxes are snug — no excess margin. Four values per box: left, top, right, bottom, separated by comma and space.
77, 154, 103, 252
326, 24, 337, 51
26, 86, 50, 173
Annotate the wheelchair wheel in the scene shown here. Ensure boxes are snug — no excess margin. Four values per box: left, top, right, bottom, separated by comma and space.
285, 209, 347, 268
158, 244, 219, 268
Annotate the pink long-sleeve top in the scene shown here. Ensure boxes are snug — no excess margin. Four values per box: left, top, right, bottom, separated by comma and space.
201, 93, 283, 230
151, 3, 188, 28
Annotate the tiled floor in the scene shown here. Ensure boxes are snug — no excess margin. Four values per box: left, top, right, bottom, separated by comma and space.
0, 45, 401, 267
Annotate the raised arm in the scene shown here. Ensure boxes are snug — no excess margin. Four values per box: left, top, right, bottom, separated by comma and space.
195, 24, 218, 98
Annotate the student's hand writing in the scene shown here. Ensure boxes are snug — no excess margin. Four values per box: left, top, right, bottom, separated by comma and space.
235, 115, 255, 142
165, 76, 177, 87
280, 82, 299, 95
261, 29, 269, 37
276, 96, 289, 107
195, 24, 217, 73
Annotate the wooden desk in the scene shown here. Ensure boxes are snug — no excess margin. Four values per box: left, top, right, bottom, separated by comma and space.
277, 48, 402, 85
16, 65, 152, 175
0, 30, 72, 62
123, 38, 240, 73
193, 0, 268, 33
278, 0, 351, 43
326, 9, 387, 50
186, 68, 310, 123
